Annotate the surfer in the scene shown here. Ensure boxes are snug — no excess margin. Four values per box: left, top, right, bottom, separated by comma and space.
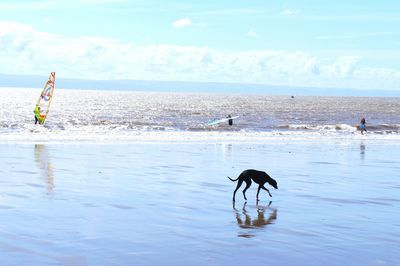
360, 117, 367, 135
34, 106, 46, 125
34, 106, 40, 124
227, 114, 233, 126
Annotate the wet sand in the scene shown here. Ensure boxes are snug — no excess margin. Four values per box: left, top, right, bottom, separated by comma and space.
0, 140, 399, 265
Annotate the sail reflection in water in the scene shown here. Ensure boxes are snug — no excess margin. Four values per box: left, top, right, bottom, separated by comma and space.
233, 202, 277, 238
34, 144, 54, 193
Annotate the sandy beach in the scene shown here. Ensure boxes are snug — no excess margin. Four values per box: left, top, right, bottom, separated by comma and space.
1, 139, 399, 265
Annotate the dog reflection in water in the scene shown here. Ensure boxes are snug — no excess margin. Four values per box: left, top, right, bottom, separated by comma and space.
233, 201, 277, 236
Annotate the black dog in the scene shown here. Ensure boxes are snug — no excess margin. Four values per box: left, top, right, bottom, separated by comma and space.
228, 169, 278, 202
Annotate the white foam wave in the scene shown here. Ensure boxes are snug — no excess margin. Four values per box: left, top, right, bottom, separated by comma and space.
286, 124, 358, 132
1, 130, 400, 144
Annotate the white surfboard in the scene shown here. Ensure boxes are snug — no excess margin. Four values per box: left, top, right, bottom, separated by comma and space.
208, 116, 239, 126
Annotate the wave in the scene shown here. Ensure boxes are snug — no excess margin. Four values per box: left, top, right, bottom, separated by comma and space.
277, 124, 400, 134
1, 122, 400, 135
279, 124, 357, 131
2, 130, 400, 143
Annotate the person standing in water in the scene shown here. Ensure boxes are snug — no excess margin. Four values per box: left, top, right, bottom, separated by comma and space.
360, 117, 367, 135
227, 114, 233, 126
34, 106, 40, 124
34, 106, 45, 125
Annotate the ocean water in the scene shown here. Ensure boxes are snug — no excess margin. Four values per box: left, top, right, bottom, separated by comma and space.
1, 88, 399, 141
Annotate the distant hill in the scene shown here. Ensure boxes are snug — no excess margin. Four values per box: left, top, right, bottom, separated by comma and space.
1, 72, 399, 96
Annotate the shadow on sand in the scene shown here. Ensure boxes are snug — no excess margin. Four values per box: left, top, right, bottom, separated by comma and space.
233, 201, 277, 238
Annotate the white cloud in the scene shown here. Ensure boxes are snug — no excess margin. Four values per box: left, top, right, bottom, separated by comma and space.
281, 9, 301, 16
0, 21, 399, 90
320, 56, 359, 78
247, 30, 257, 38
172, 18, 192, 28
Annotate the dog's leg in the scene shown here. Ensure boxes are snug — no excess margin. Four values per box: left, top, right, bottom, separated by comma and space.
242, 180, 252, 201
256, 185, 262, 201
233, 179, 243, 202
261, 185, 272, 197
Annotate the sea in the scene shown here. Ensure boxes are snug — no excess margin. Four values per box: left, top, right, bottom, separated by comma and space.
1, 87, 400, 142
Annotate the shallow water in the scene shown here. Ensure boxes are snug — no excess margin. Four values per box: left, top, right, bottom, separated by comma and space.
0, 140, 399, 265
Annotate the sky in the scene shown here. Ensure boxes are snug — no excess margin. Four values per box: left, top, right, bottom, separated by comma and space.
0, 0, 399, 91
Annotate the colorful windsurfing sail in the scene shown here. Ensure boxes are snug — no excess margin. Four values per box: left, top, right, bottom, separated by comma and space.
34, 72, 56, 124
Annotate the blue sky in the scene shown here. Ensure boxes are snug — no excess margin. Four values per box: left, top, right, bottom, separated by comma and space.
0, 0, 399, 91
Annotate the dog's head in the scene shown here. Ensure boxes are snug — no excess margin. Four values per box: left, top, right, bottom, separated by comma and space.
268, 176, 278, 189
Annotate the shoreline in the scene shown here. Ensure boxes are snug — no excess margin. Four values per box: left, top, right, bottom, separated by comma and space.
1, 130, 400, 144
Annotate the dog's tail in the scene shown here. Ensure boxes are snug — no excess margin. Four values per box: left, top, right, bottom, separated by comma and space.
227, 176, 239, 182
